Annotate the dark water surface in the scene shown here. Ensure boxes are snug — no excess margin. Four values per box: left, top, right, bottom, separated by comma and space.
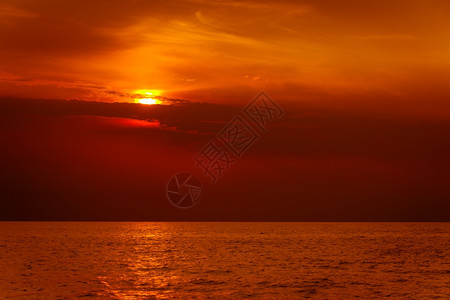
0, 222, 449, 299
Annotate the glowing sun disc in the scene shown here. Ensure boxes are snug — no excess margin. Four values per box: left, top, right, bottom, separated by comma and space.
133, 89, 162, 105
136, 98, 159, 105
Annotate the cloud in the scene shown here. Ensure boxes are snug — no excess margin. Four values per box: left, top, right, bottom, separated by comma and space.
350, 34, 417, 40
0, 96, 449, 220
0, 3, 38, 19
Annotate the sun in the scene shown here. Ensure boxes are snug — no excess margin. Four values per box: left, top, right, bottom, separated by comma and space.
133, 89, 162, 105
137, 98, 158, 105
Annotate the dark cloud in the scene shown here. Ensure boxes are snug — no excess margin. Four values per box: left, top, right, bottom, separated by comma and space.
0, 97, 449, 221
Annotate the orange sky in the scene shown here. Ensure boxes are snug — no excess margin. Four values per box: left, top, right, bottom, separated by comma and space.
1, 0, 450, 220
1, 0, 450, 112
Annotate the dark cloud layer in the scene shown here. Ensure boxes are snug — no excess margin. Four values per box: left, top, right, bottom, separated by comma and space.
1, 98, 449, 221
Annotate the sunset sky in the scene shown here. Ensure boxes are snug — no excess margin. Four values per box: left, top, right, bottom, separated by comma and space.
1, 0, 450, 107
1, 0, 449, 220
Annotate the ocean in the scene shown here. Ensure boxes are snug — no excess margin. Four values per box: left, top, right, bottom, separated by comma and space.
0, 222, 448, 299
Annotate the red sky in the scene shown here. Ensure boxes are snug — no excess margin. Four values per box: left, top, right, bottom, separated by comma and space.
0, 0, 449, 220
1, 0, 450, 108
